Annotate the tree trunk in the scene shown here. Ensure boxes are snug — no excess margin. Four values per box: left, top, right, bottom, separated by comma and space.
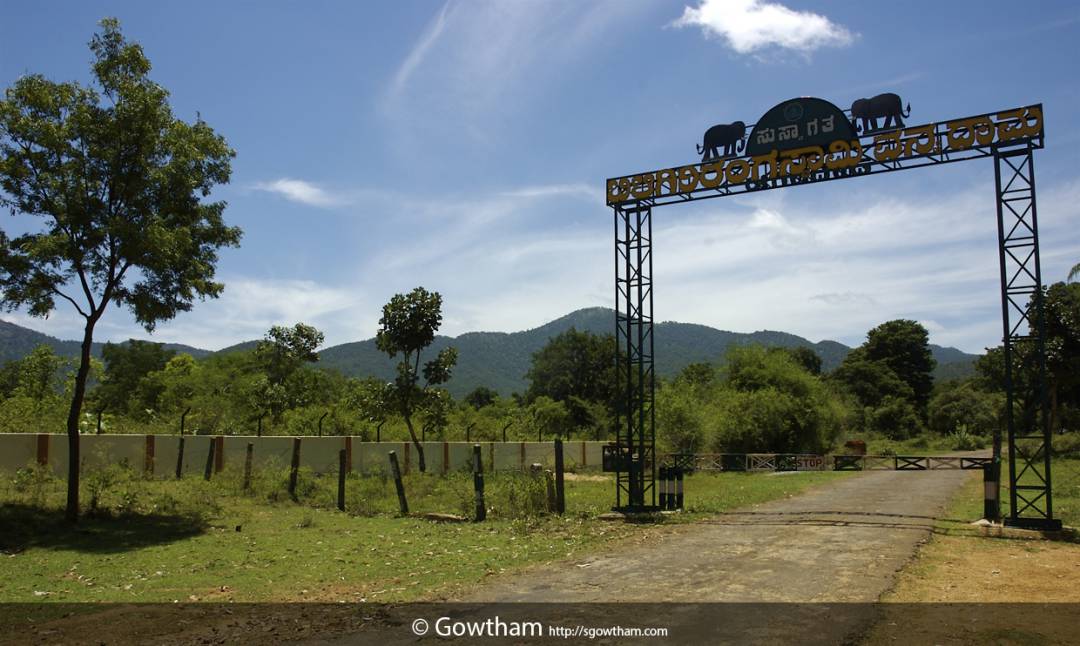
64, 317, 97, 523
402, 413, 426, 473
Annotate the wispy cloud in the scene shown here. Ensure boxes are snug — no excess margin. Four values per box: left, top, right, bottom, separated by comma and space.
672, 0, 855, 55
251, 178, 348, 208
389, 1, 453, 99
499, 183, 603, 202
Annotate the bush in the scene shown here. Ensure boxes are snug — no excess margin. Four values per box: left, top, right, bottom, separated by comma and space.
870, 396, 922, 440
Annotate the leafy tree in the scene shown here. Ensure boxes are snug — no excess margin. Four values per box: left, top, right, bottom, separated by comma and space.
860, 320, 936, 414
96, 340, 175, 415
776, 346, 822, 376
676, 362, 716, 388
711, 345, 841, 453
830, 355, 913, 410
375, 287, 457, 472
0, 344, 68, 401
464, 386, 499, 410
526, 395, 574, 441
656, 384, 704, 453
928, 381, 1001, 437
1069, 262, 1079, 283
869, 395, 922, 440
978, 282, 1080, 433
0, 19, 240, 520
350, 377, 394, 440
252, 323, 324, 420
525, 328, 616, 434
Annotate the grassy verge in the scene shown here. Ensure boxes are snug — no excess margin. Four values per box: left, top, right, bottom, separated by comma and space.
0, 464, 849, 609
861, 455, 1080, 644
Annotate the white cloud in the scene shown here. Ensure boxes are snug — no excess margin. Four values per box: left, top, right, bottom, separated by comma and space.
499, 183, 603, 202
251, 178, 347, 208
672, 0, 855, 55
389, 1, 453, 99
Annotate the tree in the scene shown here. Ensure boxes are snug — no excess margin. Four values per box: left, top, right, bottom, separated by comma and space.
0, 19, 241, 520
350, 377, 394, 440
96, 339, 175, 415
375, 287, 457, 472
464, 386, 499, 410
777, 346, 822, 376
525, 328, 617, 434
1068, 262, 1079, 283
860, 320, 936, 414
252, 323, 323, 420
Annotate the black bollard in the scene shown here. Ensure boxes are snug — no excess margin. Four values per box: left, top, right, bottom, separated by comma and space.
984, 461, 1001, 523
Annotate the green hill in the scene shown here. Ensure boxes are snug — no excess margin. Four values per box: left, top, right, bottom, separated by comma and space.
0, 320, 210, 365
1, 309, 980, 397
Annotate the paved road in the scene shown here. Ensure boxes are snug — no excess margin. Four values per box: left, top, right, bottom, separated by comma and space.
311, 465, 981, 645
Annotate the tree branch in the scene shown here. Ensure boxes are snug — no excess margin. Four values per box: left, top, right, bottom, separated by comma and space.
49, 286, 89, 319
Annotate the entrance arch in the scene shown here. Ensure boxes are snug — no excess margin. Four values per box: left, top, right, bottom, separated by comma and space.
605, 98, 1058, 530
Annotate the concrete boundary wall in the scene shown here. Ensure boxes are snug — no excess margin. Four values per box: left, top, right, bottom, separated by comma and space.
0, 434, 606, 478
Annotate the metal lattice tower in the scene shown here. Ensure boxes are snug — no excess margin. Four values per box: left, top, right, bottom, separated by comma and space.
994, 144, 1060, 530
613, 203, 657, 511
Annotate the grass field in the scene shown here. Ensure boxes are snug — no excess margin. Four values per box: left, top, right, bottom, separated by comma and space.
0, 462, 850, 608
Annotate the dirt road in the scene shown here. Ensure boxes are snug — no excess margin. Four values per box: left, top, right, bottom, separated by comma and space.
312, 465, 981, 645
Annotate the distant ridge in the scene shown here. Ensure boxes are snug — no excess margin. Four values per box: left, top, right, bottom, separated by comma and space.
0, 319, 211, 365
1, 308, 980, 397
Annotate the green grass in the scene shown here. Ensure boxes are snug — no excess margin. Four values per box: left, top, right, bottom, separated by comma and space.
850, 432, 990, 457
930, 454, 1080, 535
0, 463, 850, 607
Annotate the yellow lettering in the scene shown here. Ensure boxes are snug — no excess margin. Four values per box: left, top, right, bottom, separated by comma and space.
724, 159, 751, 185
699, 162, 724, 189
607, 178, 631, 204
630, 173, 655, 199
751, 150, 779, 181
873, 131, 903, 161
677, 166, 700, 192
900, 124, 938, 156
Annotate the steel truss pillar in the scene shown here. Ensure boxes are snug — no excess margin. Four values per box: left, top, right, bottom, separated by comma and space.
994, 145, 1061, 530
613, 203, 657, 511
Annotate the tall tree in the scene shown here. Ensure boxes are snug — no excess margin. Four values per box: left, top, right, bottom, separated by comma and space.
860, 320, 936, 414
0, 19, 241, 521
375, 287, 457, 472
252, 323, 323, 420
525, 328, 617, 433
96, 339, 175, 414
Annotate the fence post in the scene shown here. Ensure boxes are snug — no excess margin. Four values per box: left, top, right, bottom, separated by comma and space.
338, 449, 347, 512
389, 450, 408, 515
554, 439, 565, 515
473, 444, 486, 522
675, 467, 684, 510
984, 461, 1001, 523
243, 442, 254, 491
175, 436, 185, 479
203, 438, 215, 481
288, 438, 301, 501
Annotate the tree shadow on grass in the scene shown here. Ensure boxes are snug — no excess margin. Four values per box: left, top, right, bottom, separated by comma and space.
0, 504, 208, 554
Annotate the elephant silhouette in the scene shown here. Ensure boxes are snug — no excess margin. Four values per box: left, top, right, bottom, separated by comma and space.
697, 121, 746, 162
850, 93, 910, 133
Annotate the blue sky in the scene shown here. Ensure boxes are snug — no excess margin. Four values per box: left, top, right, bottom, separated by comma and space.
1, 0, 1078, 354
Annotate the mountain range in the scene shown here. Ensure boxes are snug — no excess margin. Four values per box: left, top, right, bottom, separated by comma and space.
0, 308, 981, 398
